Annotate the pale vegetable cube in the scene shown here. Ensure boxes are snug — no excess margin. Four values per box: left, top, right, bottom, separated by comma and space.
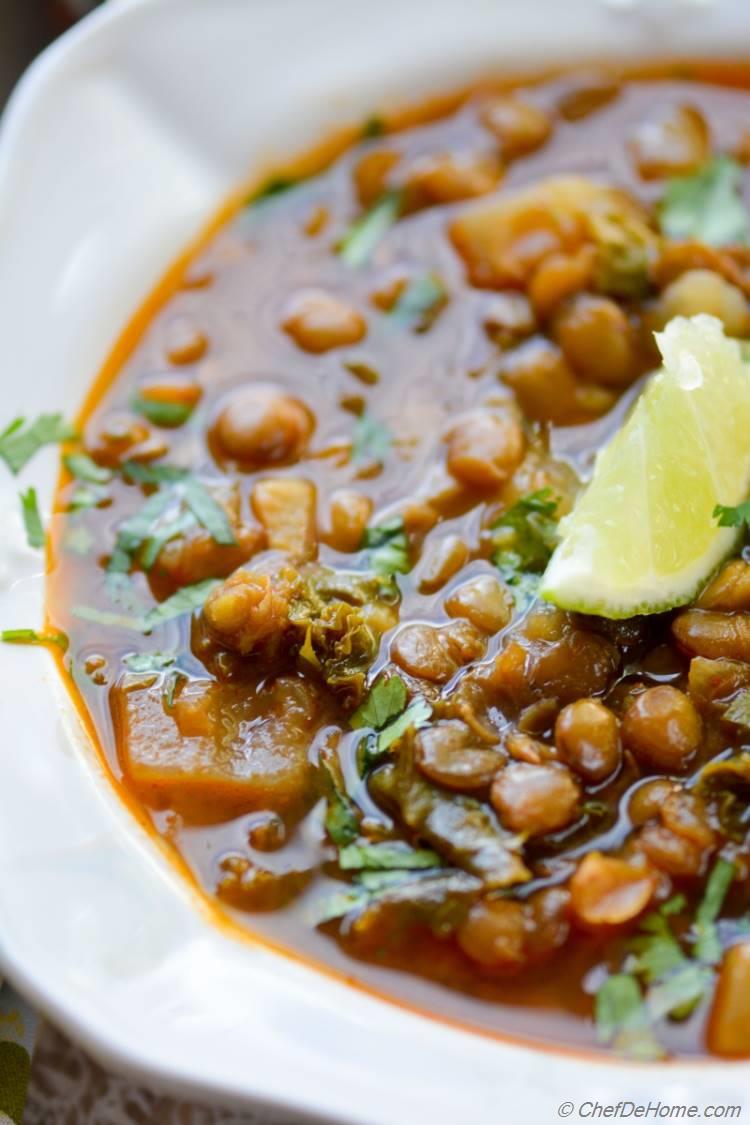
112, 674, 318, 819
450, 176, 653, 290
251, 477, 317, 560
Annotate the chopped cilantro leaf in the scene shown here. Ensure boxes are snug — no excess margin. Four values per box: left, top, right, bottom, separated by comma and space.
63, 453, 112, 484
351, 414, 392, 465
352, 676, 431, 769
338, 842, 442, 871
356, 869, 420, 892
351, 674, 408, 730
646, 961, 712, 1022
19, 487, 44, 549
377, 697, 432, 753
491, 489, 559, 605
132, 396, 194, 429
315, 887, 370, 924
325, 797, 360, 848
658, 155, 750, 247
595, 973, 649, 1043
104, 569, 143, 614
0, 414, 76, 475
316, 868, 480, 927
319, 748, 360, 847
181, 479, 237, 546
63, 525, 94, 557
122, 651, 177, 673
121, 461, 189, 486
109, 477, 235, 578
1, 628, 68, 651
68, 483, 110, 512
163, 668, 187, 709
338, 190, 403, 267
140, 510, 195, 571
361, 516, 410, 576
141, 579, 220, 632
389, 274, 447, 330
714, 499, 750, 529
74, 579, 218, 634
247, 175, 303, 205
595, 974, 666, 1060
626, 901, 687, 984
596, 858, 738, 1058
693, 857, 735, 964
111, 488, 173, 565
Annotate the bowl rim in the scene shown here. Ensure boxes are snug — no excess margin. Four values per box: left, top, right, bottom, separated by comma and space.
2, 1, 750, 1121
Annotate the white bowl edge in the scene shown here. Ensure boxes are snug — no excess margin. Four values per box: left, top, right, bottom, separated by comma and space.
1, 1, 749, 1122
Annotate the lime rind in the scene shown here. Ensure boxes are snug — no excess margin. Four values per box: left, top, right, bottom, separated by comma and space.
540, 315, 750, 619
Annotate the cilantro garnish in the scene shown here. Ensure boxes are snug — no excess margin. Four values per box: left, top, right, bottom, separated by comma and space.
19, 487, 44, 549
141, 580, 221, 632
338, 841, 441, 871
351, 672, 432, 767
68, 484, 110, 512
491, 488, 559, 605
316, 868, 480, 927
132, 396, 194, 429
247, 174, 305, 206
73, 578, 219, 635
626, 894, 687, 984
389, 275, 447, 331
64, 449, 113, 513
122, 651, 177, 674
0, 414, 76, 475
714, 499, 750, 529
595, 858, 738, 1058
63, 526, 95, 557
658, 155, 750, 247
377, 698, 432, 754
338, 190, 403, 267
139, 511, 195, 571
109, 489, 173, 573
180, 479, 237, 545
361, 516, 410, 576
121, 461, 189, 486
351, 674, 408, 730
108, 477, 236, 580
320, 752, 360, 846
63, 453, 112, 485
163, 668, 187, 709
595, 974, 664, 1060
692, 857, 736, 964
1, 628, 68, 651
351, 414, 392, 465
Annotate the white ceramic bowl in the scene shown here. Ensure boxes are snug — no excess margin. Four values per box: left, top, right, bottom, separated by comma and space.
1, 1, 750, 1121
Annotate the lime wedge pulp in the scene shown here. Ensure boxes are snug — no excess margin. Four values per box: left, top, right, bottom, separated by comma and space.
541, 315, 750, 619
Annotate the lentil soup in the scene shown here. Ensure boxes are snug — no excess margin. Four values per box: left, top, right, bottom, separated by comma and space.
34, 63, 750, 1059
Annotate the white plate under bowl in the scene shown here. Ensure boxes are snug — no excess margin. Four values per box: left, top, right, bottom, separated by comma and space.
1, 1, 749, 1121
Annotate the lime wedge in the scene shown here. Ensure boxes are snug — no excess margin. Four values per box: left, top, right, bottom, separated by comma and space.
541, 315, 750, 618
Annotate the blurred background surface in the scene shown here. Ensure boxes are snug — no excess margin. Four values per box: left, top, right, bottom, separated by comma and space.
0, 1, 102, 106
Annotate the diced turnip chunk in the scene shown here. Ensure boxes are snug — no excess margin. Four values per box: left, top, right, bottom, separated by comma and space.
251, 478, 317, 560
450, 175, 654, 291
112, 674, 319, 819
